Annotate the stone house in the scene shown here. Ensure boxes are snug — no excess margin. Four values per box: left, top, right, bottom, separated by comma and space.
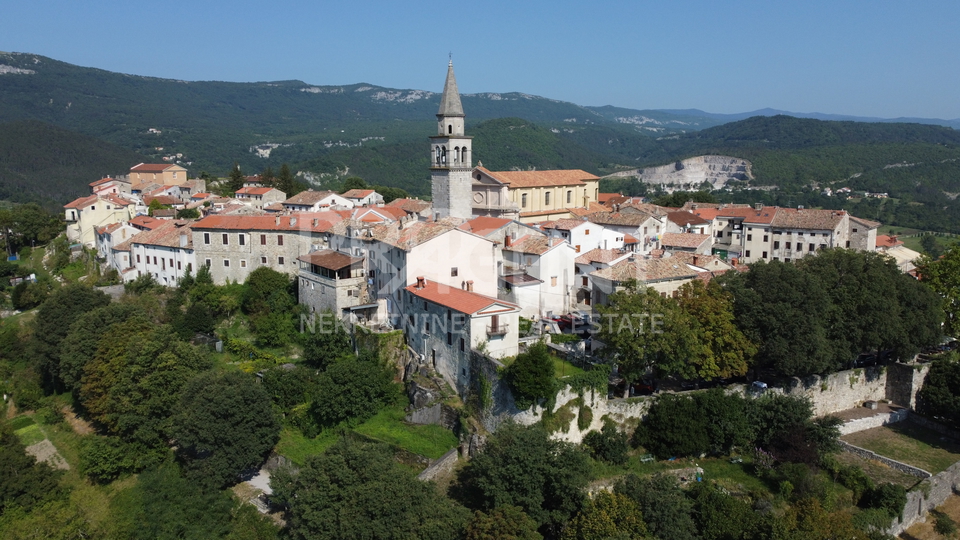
297, 249, 371, 318
403, 277, 519, 395
235, 187, 287, 210
500, 234, 576, 318
584, 211, 665, 254
574, 248, 633, 307
130, 220, 196, 286
590, 255, 698, 305
128, 163, 188, 186
64, 193, 138, 247
89, 176, 131, 196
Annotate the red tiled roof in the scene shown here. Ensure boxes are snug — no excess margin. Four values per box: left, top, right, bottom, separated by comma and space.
591, 257, 698, 283
89, 177, 115, 187
386, 198, 431, 214
236, 187, 277, 196
64, 195, 98, 209
667, 211, 710, 228
131, 220, 193, 248
297, 249, 363, 270
192, 193, 212, 199
504, 235, 564, 255
541, 218, 589, 231
459, 216, 512, 237
569, 202, 611, 217
130, 215, 167, 230
876, 235, 903, 248
479, 167, 600, 188
624, 233, 638, 244
144, 195, 180, 206
597, 193, 623, 204
131, 163, 177, 172
405, 279, 518, 315
191, 213, 342, 232
661, 232, 711, 249
575, 248, 630, 265
341, 189, 375, 198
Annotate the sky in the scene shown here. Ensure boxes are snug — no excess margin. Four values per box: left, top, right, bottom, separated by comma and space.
2, 0, 959, 119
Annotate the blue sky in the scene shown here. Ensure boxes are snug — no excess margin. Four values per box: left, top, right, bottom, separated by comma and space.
3, 0, 958, 119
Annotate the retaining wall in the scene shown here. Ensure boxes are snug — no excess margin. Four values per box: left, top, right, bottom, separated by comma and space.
838, 409, 910, 435
838, 440, 930, 478
417, 448, 460, 482
889, 461, 960, 536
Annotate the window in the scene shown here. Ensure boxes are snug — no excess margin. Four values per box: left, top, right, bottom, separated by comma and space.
762, 251, 768, 259
177, 261, 181, 270
808, 243, 815, 251
425, 321, 430, 334
205, 258, 211, 267
582, 276, 588, 286
222, 233, 229, 245
544, 192, 551, 206
278, 257, 284, 265
584, 229, 590, 236
459, 338, 465, 352
747, 234, 752, 241
240, 260, 247, 268
261, 256, 267, 264
277, 235, 283, 246
161, 259, 165, 270
852, 228, 859, 233
575, 245, 580, 253
745, 250, 751, 257
451, 267, 458, 277
521, 194, 527, 208
551, 276, 557, 287
774, 241, 780, 249
169, 258, 173, 267
447, 332, 452, 345
763, 235, 768, 242
567, 190, 572, 204
786, 242, 792, 249
223, 259, 230, 267
204, 233, 210, 245
239, 234, 245, 246
845, 241, 850, 248
136, 254, 141, 263
260, 234, 266, 245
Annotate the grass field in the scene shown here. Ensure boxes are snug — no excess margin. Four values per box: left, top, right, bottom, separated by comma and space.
15, 422, 46, 446
841, 421, 960, 475
834, 450, 922, 489
276, 405, 460, 466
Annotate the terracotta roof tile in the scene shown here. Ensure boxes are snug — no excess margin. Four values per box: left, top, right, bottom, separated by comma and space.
479, 167, 600, 188
575, 248, 630, 265
503, 235, 564, 255
459, 216, 512, 237
64, 195, 98, 209
660, 232, 711, 249
405, 279, 518, 315
297, 249, 363, 270
236, 187, 278, 196
770, 208, 842, 230
131, 220, 193, 248
386, 198, 431, 214
130, 215, 164, 230
131, 163, 177, 172
667, 211, 710, 228
591, 257, 698, 283
341, 189, 375, 198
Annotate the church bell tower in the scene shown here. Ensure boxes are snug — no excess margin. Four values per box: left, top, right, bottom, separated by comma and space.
430, 60, 473, 219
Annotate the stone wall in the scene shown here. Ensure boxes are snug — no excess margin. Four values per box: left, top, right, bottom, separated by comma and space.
838, 440, 930, 478
838, 409, 910, 435
887, 362, 931, 410
889, 461, 960, 536
417, 448, 460, 482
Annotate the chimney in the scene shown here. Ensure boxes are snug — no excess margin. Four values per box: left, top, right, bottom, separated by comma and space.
466, 280, 474, 292
691, 203, 698, 210
692, 255, 699, 266
290, 216, 297, 227
179, 232, 187, 248
275, 215, 281, 226
313, 218, 319, 227
797, 205, 804, 211
416, 276, 425, 289
504, 235, 512, 247
754, 203, 762, 211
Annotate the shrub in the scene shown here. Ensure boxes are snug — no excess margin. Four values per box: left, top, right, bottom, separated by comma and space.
863, 483, 907, 520
933, 510, 957, 536
583, 422, 629, 465
506, 342, 555, 410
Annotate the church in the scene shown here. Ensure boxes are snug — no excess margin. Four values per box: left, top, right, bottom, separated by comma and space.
430, 62, 602, 223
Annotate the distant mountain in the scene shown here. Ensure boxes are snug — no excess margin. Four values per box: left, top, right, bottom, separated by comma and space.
0, 119, 146, 207
2, 51, 960, 206
655, 108, 960, 131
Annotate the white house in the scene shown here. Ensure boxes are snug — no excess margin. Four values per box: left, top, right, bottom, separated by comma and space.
541, 219, 624, 254
130, 220, 197, 286
341, 189, 384, 207
573, 248, 633, 308
500, 234, 576, 318
403, 277, 519, 396
282, 190, 354, 212
64, 194, 139, 247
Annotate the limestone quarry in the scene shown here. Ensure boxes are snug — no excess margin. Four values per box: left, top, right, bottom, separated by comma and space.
608, 155, 752, 191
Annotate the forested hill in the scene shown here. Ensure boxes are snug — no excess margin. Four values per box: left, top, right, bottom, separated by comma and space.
0, 119, 146, 206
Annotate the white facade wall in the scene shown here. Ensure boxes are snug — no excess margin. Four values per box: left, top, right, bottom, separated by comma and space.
132, 242, 196, 286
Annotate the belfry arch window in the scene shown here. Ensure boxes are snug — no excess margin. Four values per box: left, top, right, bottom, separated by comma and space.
440, 146, 447, 165
448, 124, 453, 134
435, 146, 441, 166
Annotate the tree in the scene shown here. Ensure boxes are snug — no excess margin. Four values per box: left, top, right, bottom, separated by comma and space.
506, 341, 555, 409
227, 162, 245, 194
59, 302, 148, 393
689, 481, 764, 540
465, 506, 543, 540
675, 280, 757, 380
276, 163, 302, 196
920, 234, 941, 258
172, 371, 280, 488
560, 491, 650, 540
582, 421, 629, 465
452, 423, 591, 536
176, 208, 200, 219
917, 355, 960, 429
719, 261, 835, 377
310, 355, 400, 428
918, 246, 960, 337
273, 440, 469, 540
261, 366, 318, 411
633, 393, 710, 458
0, 423, 62, 514
596, 283, 700, 386
30, 284, 111, 392
341, 176, 368, 192
301, 314, 353, 369
242, 267, 293, 316
78, 435, 138, 484
615, 474, 698, 540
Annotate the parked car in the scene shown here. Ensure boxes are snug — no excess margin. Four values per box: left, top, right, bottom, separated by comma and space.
750, 381, 768, 393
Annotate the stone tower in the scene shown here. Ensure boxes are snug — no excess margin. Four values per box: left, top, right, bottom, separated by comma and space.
430, 61, 473, 219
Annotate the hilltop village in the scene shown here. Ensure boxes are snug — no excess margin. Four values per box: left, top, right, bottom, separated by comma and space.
18, 62, 955, 540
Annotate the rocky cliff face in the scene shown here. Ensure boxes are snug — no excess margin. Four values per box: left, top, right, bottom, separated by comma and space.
636, 155, 752, 190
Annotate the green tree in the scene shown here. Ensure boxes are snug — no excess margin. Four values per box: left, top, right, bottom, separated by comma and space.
596, 283, 700, 386
676, 280, 757, 380
918, 246, 960, 337
506, 341, 555, 409
582, 421, 629, 465
689, 481, 765, 540
452, 423, 591, 536
465, 506, 543, 540
615, 474, 699, 540
310, 354, 400, 428
719, 261, 835, 377
30, 284, 111, 392
276, 163, 302, 196
260, 366, 318, 411
634, 393, 710, 458
176, 207, 200, 219
172, 371, 280, 488
917, 355, 960, 429
78, 435, 138, 484
242, 267, 294, 315
561, 491, 650, 540
0, 422, 63, 514
59, 302, 148, 393
301, 314, 353, 369
227, 162, 245, 194
273, 440, 469, 540
341, 176, 368, 192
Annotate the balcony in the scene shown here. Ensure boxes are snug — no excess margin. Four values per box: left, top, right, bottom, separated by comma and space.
486, 323, 509, 337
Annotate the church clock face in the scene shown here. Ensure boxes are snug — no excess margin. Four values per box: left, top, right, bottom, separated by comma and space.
473, 192, 484, 204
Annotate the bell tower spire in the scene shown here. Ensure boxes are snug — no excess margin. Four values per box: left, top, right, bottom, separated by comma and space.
430, 60, 473, 219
